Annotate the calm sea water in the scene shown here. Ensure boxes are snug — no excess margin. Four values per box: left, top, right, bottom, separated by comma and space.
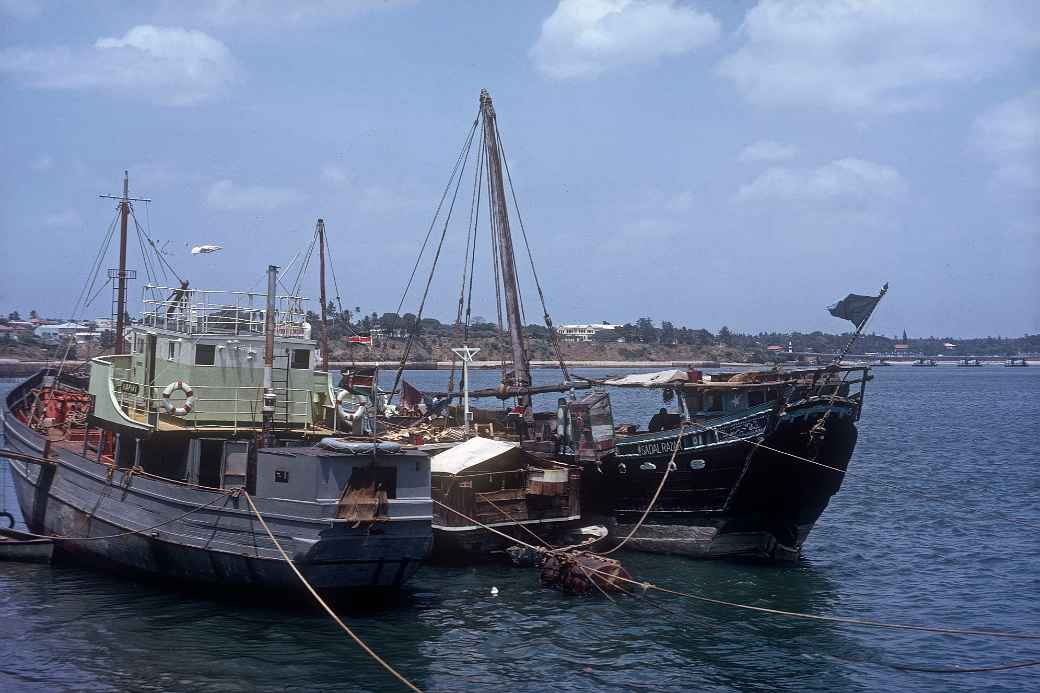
2, 367, 1038, 692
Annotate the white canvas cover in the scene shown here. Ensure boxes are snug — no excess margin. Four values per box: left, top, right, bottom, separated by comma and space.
603, 369, 689, 388
430, 437, 520, 476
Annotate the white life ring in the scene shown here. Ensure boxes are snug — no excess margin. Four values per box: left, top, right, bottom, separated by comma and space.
162, 380, 196, 416
336, 389, 366, 422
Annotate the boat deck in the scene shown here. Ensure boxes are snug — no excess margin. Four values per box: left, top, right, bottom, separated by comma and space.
120, 406, 339, 436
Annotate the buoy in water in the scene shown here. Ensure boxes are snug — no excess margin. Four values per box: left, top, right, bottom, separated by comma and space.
490, 586, 499, 596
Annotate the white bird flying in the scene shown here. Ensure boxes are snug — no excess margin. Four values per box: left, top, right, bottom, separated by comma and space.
191, 244, 223, 255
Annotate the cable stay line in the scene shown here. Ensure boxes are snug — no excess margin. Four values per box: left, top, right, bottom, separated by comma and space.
389, 118, 479, 401
386, 115, 480, 343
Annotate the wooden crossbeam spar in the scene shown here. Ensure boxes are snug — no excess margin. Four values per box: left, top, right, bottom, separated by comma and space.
0, 449, 56, 467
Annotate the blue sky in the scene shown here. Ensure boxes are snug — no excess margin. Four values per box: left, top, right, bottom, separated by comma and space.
1, 0, 1037, 338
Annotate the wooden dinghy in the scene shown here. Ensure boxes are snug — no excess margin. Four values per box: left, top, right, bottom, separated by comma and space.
0, 527, 54, 564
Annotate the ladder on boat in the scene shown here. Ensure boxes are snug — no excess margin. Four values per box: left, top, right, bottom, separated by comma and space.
271, 350, 292, 428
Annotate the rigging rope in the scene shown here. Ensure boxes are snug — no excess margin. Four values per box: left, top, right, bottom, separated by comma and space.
128, 204, 183, 285
495, 128, 571, 381
389, 120, 479, 402
600, 422, 684, 555
675, 404, 1040, 531
242, 492, 422, 693
15, 484, 232, 542
430, 497, 1040, 642
387, 117, 480, 342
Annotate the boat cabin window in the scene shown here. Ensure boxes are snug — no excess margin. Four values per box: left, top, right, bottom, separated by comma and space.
704, 393, 723, 412
685, 391, 702, 412
167, 340, 177, 361
291, 348, 310, 370
748, 389, 765, 407
346, 466, 397, 499
195, 343, 216, 366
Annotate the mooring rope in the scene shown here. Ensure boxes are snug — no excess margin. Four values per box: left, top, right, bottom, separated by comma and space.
242, 492, 422, 693
18, 489, 232, 542
432, 498, 1040, 643
600, 422, 685, 555
474, 491, 554, 549
679, 413, 1040, 530
583, 564, 1040, 642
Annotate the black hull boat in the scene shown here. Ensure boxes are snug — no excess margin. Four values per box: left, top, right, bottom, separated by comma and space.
580, 366, 869, 560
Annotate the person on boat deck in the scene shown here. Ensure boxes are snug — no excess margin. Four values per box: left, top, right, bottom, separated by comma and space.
648, 407, 680, 432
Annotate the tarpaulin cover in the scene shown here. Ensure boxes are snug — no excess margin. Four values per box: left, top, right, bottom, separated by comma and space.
603, 369, 689, 388
430, 437, 520, 476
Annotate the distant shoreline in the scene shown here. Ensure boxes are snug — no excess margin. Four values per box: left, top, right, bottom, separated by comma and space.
1, 358, 1036, 378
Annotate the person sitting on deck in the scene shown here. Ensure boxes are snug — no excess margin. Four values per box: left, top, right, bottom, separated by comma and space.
648, 407, 681, 432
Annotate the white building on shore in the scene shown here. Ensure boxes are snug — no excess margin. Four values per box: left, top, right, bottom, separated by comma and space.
33, 322, 89, 342
557, 323, 622, 343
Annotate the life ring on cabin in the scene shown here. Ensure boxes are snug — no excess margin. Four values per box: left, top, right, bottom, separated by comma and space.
335, 389, 366, 422
161, 380, 196, 416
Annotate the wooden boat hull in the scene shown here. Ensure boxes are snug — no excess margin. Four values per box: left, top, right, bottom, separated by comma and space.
3, 373, 432, 592
581, 398, 859, 560
0, 528, 54, 563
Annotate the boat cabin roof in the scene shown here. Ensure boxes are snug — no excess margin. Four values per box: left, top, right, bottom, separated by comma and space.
602, 365, 866, 391
430, 437, 521, 476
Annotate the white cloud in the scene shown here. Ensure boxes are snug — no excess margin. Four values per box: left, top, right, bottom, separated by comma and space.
156, 0, 412, 28
718, 1, 1040, 114
43, 210, 82, 228
738, 140, 798, 163
0, 25, 237, 106
204, 179, 305, 212
532, 0, 720, 79
665, 190, 693, 213
320, 163, 350, 187
30, 154, 52, 172
973, 89, 1040, 191
736, 158, 907, 203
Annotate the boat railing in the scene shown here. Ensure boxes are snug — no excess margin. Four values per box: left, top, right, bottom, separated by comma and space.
112, 377, 315, 430
138, 285, 308, 337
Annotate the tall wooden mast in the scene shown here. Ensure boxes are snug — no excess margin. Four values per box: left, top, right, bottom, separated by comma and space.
114, 171, 129, 354
317, 218, 329, 372
100, 170, 148, 355
480, 89, 532, 407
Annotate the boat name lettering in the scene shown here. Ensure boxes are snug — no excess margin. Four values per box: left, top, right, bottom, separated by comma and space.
117, 381, 140, 395
636, 440, 677, 456
719, 417, 767, 439
274, 470, 289, 483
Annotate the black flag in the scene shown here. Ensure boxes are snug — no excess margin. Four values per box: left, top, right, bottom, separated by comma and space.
827, 286, 886, 326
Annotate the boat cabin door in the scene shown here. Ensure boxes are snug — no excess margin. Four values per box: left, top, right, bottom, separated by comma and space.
142, 333, 158, 421
222, 441, 249, 490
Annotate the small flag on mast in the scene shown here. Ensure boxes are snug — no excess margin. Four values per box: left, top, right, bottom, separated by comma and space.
827, 284, 888, 326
